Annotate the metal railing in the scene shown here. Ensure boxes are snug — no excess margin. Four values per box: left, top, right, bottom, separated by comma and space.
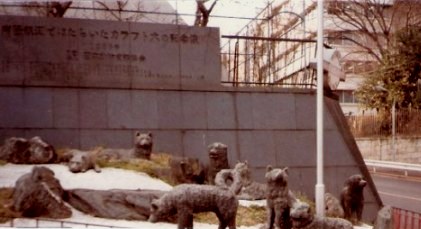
393, 208, 421, 229
221, 33, 318, 88
1, 217, 128, 228
365, 159, 421, 176
346, 109, 421, 138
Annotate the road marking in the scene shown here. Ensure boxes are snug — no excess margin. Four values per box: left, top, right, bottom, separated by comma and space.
379, 191, 421, 202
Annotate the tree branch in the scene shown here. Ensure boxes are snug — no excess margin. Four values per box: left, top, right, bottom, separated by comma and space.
194, 0, 218, 27
95, 1, 121, 21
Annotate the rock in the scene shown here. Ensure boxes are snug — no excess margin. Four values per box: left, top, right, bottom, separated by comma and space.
373, 205, 393, 229
0, 136, 56, 164
0, 137, 30, 163
65, 189, 167, 221
27, 136, 57, 164
13, 166, 71, 218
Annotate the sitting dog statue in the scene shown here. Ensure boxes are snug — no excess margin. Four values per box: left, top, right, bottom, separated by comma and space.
264, 166, 298, 229
96, 131, 153, 161
325, 192, 345, 218
169, 156, 206, 184
340, 174, 367, 224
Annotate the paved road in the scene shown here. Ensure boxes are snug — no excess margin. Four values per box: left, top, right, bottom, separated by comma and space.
371, 172, 421, 213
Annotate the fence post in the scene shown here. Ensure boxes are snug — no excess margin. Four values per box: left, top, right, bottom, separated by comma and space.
393, 208, 400, 229
419, 213, 421, 229
408, 211, 413, 229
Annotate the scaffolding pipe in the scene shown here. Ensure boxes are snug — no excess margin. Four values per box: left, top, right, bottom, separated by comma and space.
233, 40, 240, 86
222, 35, 316, 43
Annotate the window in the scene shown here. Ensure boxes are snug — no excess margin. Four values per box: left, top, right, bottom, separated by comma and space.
342, 61, 378, 74
327, 31, 365, 46
335, 90, 359, 104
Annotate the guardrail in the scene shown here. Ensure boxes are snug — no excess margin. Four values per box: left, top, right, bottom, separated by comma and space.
394, 208, 421, 229
365, 160, 421, 176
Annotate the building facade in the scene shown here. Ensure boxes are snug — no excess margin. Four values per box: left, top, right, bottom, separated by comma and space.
222, 0, 421, 115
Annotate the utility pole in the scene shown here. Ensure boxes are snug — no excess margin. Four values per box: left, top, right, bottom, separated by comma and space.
315, 0, 325, 217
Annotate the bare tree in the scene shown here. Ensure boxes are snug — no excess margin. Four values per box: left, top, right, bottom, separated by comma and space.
326, 0, 421, 63
48, 1, 72, 17
0, 1, 72, 17
194, 0, 218, 27
93, 0, 145, 21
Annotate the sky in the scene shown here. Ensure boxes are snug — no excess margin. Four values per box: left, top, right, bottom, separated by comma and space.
0, 0, 270, 36
168, 0, 270, 35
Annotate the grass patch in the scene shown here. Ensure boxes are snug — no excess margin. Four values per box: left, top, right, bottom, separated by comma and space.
235, 205, 267, 226
194, 205, 266, 227
0, 188, 20, 223
96, 152, 175, 185
150, 153, 172, 167
57, 146, 174, 180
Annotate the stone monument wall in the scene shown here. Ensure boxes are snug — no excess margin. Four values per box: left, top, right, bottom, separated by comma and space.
0, 15, 221, 89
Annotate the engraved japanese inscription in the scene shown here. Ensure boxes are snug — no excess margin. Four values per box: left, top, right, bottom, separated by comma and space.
0, 16, 221, 89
